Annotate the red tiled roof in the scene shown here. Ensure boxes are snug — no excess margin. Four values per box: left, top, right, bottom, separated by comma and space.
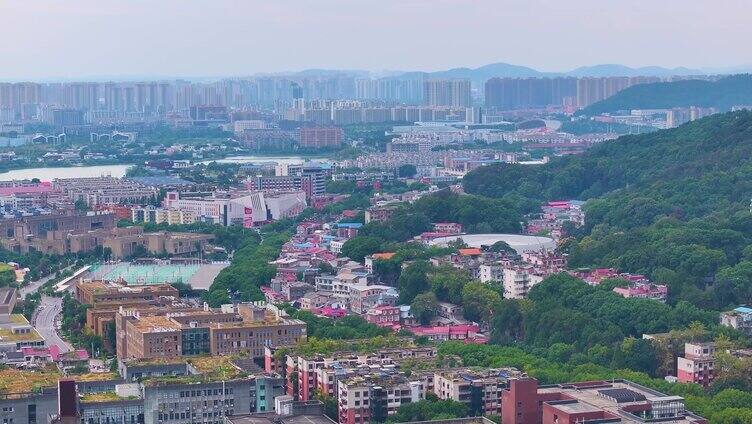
458, 248, 482, 256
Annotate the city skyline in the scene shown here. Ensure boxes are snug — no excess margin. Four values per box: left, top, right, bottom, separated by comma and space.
0, 0, 750, 81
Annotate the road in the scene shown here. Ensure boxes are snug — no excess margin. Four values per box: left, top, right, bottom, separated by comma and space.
32, 296, 72, 353
20, 273, 55, 299
19, 266, 71, 299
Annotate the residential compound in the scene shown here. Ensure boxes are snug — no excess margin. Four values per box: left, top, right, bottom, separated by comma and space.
572, 268, 669, 303
52, 177, 158, 207
262, 346, 707, 424
115, 301, 306, 360
525, 200, 585, 241
484, 76, 663, 110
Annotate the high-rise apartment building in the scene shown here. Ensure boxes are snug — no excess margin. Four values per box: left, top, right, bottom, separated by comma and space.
485, 76, 662, 110
423, 79, 471, 108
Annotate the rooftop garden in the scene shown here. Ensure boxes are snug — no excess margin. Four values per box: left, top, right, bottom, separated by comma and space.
0, 366, 60, 394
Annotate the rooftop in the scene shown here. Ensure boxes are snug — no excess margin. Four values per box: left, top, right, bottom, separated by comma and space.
226, 414, 335, 424
73, 372, 120, 382
141, 355, 253, 386
733, 306, 752, 314
536, 380, 704, 424
0, 367, 61, 394
0, 315, 44, 342
80, 391, 138, 403
131, 315, 182, 333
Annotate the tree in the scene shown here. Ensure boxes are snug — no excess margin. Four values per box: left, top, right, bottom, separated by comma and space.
398, 261, 431, 304
611, 337, 659, 377
429, 265, 471, 304
411, 292, 439, 325
490, 300, 524, 344
486, 241, 516, 255
461, 281, 501, 323
398, 164, 417, 178
391, 398, 468, 423
74, 199, 89, 212
340, 236, 384, 262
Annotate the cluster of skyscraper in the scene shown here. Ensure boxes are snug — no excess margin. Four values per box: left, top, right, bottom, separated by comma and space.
484, 76, 662, 109
0, 73, 718, 124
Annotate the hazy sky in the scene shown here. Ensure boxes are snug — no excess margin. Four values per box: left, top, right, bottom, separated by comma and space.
0, 0, 749, 80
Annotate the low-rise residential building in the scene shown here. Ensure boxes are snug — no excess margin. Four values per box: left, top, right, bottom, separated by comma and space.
337, 374, 426, 424
364, 206, 398, 224
720, 306, 752, 335
404, 324, 485, 343
502, 266, 545, 299
365, 305, 401, 326
432, 223, 462, 234
434, 368, 524, 415
613, 282, 668, 302
677, 342, 715, 388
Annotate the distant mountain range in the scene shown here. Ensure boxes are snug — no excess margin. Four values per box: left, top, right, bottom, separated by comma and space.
9, 63, 748, 84
274, 62, 739, 83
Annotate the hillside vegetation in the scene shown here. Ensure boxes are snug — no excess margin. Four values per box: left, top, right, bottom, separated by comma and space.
464, 110, 752, 309
577, 74, 752, 115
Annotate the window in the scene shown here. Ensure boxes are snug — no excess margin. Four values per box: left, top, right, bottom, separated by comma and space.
28, 404, 36, 424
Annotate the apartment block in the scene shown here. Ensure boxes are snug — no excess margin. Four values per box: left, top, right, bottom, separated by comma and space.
502, 266, 545, 299
131, 206, 197, 225
337, 374, 426, 424
52, 177, 158, 207
115, 302, 306, 361
298, 127, 343, 149
434, 368, 524, 415
677, 343, 715, 388
271, 346, 438, 402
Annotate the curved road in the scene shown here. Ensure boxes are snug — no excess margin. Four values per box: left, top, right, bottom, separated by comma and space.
22, 269, 75, 354
32, 296, 72, 353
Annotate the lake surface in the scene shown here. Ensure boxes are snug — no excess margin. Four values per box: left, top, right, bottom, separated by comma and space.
0, 154, 332, 181
0, 164, 133, 181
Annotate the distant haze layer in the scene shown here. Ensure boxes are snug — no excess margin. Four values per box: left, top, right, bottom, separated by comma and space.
0, 0, 749, 80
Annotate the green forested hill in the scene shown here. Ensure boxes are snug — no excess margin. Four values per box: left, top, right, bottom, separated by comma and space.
464, 111, 752, 309
577, 74, 752, 115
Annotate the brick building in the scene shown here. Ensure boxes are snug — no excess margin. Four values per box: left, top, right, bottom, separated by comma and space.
115, 302, 306, 360
501, 378, 706, 424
